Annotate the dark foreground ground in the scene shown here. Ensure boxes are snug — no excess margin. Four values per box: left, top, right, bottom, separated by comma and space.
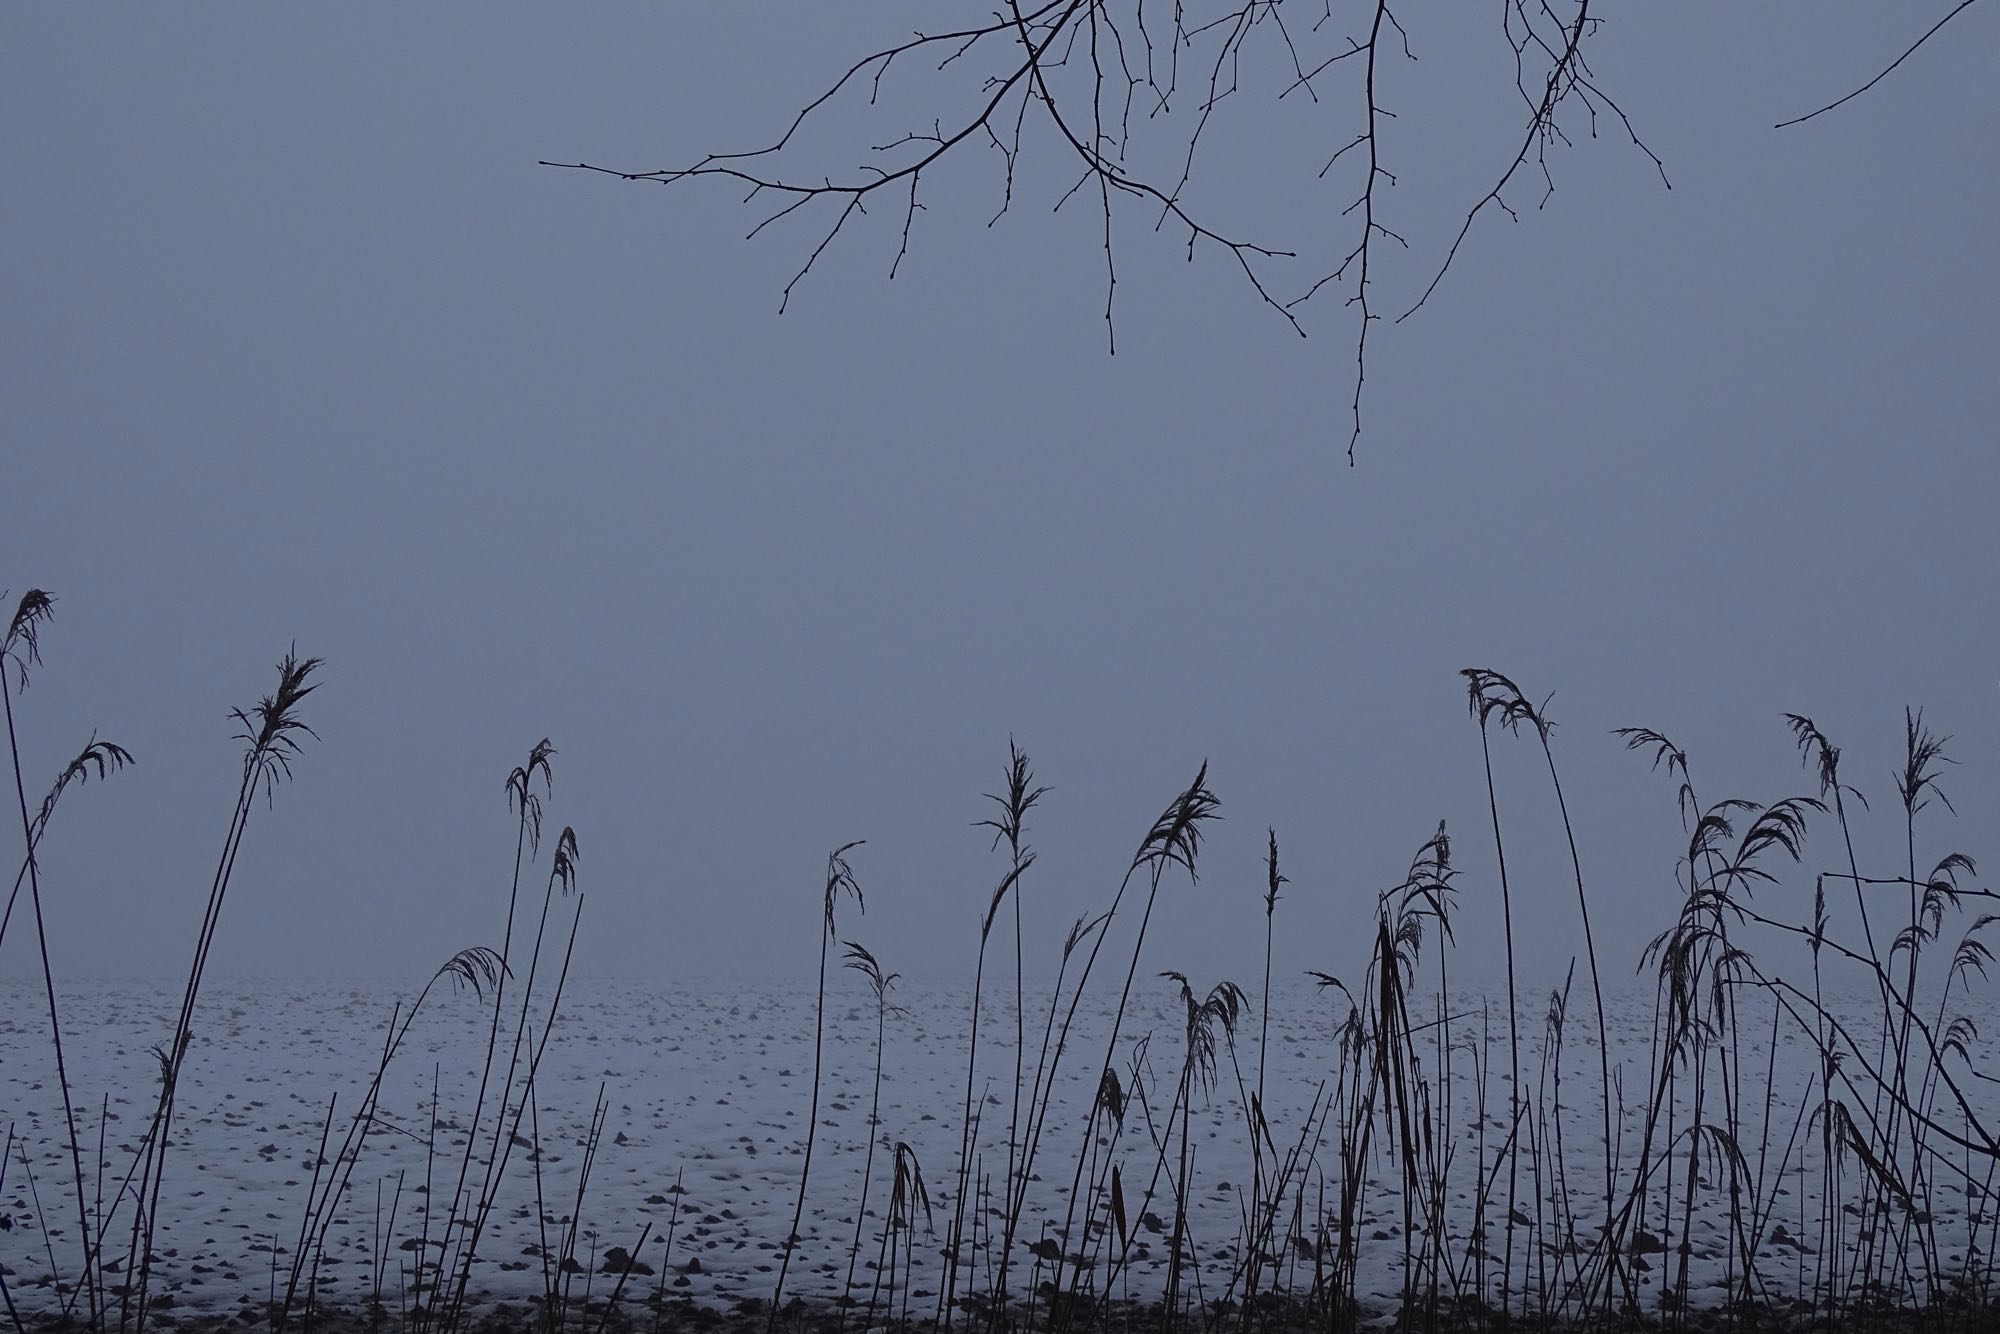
12, 1290, 1999, 1334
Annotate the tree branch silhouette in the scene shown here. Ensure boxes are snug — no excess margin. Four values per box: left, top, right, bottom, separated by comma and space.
546, 1, 1673, 461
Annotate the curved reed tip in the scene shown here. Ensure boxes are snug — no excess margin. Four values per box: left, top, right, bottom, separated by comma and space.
7, 588, 55, 635
1136, 763, 1222, 879
822, 842, 865, 932
551, 826, 582, 895
437, 945, 510, 998
3, 588, 57, 684
840, 940, 899, 997
506, 739, 558, 848
1462, 666, 1553, 737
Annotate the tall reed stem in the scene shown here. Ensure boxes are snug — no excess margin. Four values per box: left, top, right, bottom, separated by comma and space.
767, 842, 864, 1333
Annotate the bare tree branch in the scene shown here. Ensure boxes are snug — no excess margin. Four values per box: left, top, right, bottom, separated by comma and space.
1776, 0, 1985, 130
546, 0, 1663, 462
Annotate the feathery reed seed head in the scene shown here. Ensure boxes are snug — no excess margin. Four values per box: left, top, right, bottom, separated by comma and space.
505, 738, 557, 850
2, 589, 55, 687
1135, 762, 1221, 880
822, 841, 865, 937
231, 649, 323, 802
976, 740, 1048, 854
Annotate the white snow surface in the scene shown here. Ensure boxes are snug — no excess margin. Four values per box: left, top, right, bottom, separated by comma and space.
4, 974, 1995, 1318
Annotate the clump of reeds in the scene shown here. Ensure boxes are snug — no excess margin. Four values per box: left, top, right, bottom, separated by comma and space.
10, 611, 2000, 1334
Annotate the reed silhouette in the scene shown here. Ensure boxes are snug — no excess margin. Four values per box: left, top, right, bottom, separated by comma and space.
5, 611, 1997, 1334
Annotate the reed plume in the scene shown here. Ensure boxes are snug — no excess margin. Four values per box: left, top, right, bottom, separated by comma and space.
132, 648, 322, 1334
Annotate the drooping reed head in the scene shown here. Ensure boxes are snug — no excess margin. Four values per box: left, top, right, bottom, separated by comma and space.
1901, 852, 1978, 953
3, 588, 56, 687
889, 1143, 932, 1230
1161, 971, 1247, 1095
1784, 714, 1845, 798
437, 946, 510, 998
823, 840, 865, 937
506, 738, 557, 850
1942, 1012, 1983, 1067
841, 939, 899, 1003
1392, 821, 1456, 939
1728, 796, 1820, 877
1948, 915, 1997, 992
1308, 970, 1353, 1009
1684, 797, 1760, 877
1135, 762, 1221, 880
550, 825, 581, 896
1617, 726, 1699, 828
1461, 667, 1551, 741
33, 735, 136, 838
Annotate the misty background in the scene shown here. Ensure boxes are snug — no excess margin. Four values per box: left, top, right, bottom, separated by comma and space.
5, 5, 1995, 997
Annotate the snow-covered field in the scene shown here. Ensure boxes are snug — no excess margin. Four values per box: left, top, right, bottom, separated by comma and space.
4, 974, 1994, 1319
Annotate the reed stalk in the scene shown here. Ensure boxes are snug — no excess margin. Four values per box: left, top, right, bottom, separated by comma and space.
2, 592, 104, 1332
838, 942, 901, 1330
768, 842, 865, 1332
129, 648, 320, 1334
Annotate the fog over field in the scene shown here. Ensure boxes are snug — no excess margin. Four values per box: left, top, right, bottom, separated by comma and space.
6, 4, 1993, 988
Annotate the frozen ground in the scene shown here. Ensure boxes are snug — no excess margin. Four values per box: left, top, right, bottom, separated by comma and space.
4, 973, 1995, 1319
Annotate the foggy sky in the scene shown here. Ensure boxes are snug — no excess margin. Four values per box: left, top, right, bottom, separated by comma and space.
5, 5, 1996, 1001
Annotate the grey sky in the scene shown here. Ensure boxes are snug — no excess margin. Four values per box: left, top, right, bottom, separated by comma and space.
5, 5, 1995, 998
